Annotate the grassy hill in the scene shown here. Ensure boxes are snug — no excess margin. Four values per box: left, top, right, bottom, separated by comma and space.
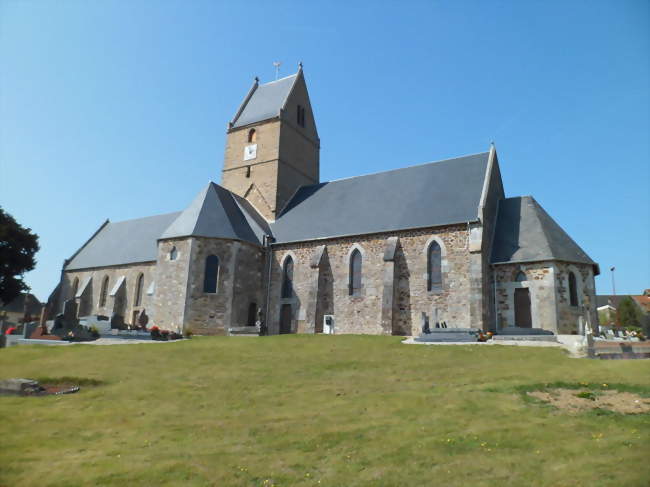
1, 336, 649, 486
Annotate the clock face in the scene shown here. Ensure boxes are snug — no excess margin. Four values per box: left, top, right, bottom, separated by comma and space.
244, 144, 257, 161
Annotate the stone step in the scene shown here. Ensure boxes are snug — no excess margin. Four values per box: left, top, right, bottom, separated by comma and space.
415, 329, 479, 343
492, 335, 557, 342
497, 327, 555, 336
228, 326, 260, 336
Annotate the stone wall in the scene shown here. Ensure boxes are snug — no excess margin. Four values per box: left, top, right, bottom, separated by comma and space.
477, 152, 506, 331
222, 121, 282, 219
555, 262, 598, 334
153, 239, 193, 331
62, 262, 157, 324
494, 262, 559, 331
182, 238, 265, 335
494, 261, 597, 334
267, 224, 477, 335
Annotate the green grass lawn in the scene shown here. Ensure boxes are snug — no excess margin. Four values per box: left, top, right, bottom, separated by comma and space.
1, 336, 649, 486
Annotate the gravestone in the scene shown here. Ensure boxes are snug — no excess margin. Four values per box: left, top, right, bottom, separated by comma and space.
415, 313, 478, 342
63, 299, 77, 323
137, 309, 149, 329
110, 313, 125, 329
421, 312, 430, 334
50, 299, 94, 341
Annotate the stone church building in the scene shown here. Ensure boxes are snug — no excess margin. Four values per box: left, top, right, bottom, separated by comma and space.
49, 67, 600, 336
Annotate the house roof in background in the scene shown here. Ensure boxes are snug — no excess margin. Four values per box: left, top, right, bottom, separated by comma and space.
65, 212, 181, 270
632, 295, 650, 314
596, 295, 630, 309
270, 152, 490, 243
0, 293, 42, 315
231, 74, 297, 128
491, 196, 598, 272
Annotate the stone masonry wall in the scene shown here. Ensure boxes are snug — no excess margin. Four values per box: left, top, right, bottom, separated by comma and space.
182, 238, 265, 335
268, 224, 475, 335
554, 262, 598, 334
62, 262, 157, 324
494, 261, 597, 334
153, 239, 193, 331
494, 262, 558, 332
222, 121, 282, 219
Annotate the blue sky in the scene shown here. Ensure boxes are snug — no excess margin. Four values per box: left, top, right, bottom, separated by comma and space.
1, 0, 648, 301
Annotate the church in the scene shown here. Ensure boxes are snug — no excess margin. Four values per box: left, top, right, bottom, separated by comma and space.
49, 66, 600, 336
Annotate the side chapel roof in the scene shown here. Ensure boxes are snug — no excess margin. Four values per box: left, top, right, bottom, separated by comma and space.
491, 196, 599, 273
160, 182, 267, 243
65, 212, 181, 271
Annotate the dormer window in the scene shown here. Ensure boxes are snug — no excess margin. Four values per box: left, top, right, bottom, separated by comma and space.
248, 129, 256, 143
297, 105, 305, 127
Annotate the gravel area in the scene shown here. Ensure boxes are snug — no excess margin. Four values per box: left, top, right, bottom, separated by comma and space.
401, 337, 563, 347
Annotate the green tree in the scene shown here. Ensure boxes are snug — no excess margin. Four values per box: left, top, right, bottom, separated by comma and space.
0, 207, 39, 303
616, 297, 641, 328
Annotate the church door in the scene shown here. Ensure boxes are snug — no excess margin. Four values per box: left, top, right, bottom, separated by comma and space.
247, 303, 257, 326
279, 304, 292, 334
514, 288, 532, 328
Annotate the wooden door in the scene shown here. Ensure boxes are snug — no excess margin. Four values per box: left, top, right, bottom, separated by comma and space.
514, 288, 532, 328
279, 304, 292, 334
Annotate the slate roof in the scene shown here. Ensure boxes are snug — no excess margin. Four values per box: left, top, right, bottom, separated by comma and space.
231, 74, 297, 128
491, 196, 598, 271
65, 212, 181, 271
270, 152, 490, 243
160, 182, 266, 244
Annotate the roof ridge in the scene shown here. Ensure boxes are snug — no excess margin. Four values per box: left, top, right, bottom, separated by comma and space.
190, 183, 219, 235
523, 197, 556, 260
260, 72, 298, 86
312, 151, 490, 186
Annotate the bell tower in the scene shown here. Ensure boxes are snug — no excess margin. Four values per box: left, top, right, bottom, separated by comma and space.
221, 64, 320, 221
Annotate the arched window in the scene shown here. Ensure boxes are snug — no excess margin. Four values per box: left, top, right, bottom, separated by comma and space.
349, 249, 362, 296
281, 256, 294, 298
515, 271, 527, 282
71, 277, 79, 298
203, 255, 220, 293
169, 246, 177, 260
427, 241, 442, 291
99, 276, 109, 307
134, 274, 144, 307
568, 271, 578, 307
248, 128, 256, 143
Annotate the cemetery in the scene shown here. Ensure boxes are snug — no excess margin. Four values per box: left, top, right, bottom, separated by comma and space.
2, 298, 186, 348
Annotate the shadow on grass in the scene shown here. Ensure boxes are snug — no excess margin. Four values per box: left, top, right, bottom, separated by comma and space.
34, 376, 106, 387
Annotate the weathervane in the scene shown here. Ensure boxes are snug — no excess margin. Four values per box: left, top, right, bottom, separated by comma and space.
273, 61, 282, 80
